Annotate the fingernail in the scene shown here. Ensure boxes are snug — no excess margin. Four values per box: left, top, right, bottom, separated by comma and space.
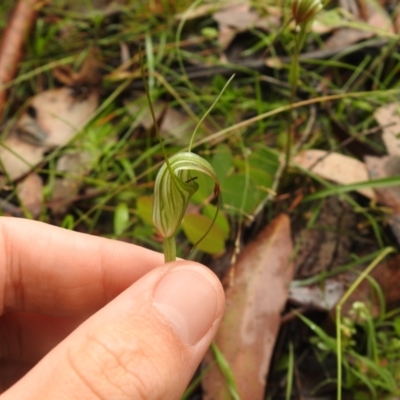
153, 267, 219, 345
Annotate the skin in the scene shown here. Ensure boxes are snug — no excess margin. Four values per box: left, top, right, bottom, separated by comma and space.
0, 217, 225, 400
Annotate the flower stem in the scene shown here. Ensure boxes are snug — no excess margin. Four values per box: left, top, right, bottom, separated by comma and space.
163, 236, 176, 263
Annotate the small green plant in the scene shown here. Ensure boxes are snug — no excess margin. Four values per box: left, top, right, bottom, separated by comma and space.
143, 59, 234, 262
296, 247, 399, 400
335, 247, 396, 400
285, 0, 323, 166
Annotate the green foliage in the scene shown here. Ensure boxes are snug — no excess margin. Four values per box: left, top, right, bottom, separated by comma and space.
114, 202, 130, 236
182, 214, 225, 255
216, 145, 279, 216
211, 343, 241, 400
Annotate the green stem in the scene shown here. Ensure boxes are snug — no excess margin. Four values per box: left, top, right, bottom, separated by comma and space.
285, 25, 302, 171
163, 236, 176, 263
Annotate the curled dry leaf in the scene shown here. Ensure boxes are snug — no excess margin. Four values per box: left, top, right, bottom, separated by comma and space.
52, 51, 101, 88
293, 149, 376, 200
202, 214, 294, 400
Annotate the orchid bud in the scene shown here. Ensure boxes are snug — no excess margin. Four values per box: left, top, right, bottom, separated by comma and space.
152, 151, 220, 262
292, 0, 323, 25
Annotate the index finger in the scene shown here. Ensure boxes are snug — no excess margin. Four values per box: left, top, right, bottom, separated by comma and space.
0, 217, 164, 317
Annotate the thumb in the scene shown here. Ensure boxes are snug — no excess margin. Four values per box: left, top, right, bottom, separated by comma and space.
2, 261, 225, 400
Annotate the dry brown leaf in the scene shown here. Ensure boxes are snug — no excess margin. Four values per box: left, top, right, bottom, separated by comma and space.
293, 149, 376, 200
365, 155, 400, 210
202, 214, 294, 400
50, 151, 94, 215
53, 51, 101, 88
217, 24, 237, 51
213, 1, 278, 50
324, 0, 394, 50
214, 2, 260, 31
365, 155, 400, 244
340, 253, 400, 318
0, 87, 98, 180
16, 172, 42, 218
126, 99, 201, 145
0, 136, 44, 181
324, 27, 374, 50
28, 88, 99, 147
363, 0, 394, 33
374, 102, 400, 155
293, 196, 355, 279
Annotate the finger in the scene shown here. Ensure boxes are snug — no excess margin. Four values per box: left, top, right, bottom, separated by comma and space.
0, 312, 81, 363
0, 217, 163, 316
1, 261, 225, 400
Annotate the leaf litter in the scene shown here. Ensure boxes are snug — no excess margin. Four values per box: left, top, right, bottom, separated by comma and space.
0, 54, 100, 213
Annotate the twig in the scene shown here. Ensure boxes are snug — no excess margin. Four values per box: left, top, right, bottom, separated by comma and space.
0, 0, 40, 119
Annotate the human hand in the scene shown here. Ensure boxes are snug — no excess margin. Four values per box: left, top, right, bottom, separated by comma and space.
0, 217, 225, 399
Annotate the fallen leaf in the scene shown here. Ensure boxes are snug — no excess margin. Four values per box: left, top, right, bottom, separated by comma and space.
0, 87, 99, 180
49, 151, 94, 215
213, 1, 279, 50
213, 2, 261, 31
365, 155, 400, 244
340, 253, 400, 318
293, 149, 376, 200
363, 0, 394, 33
323, 0, 394, 50
26, 87, 99, 147
202, 214, 294, 399
293, 196, 355, 278
53, 51, 101, 88
289, 279, 345, 311
16, 172, 43, 218
324, 27, 374, 50
217, 24, 237, 50
126, 98, 198, 145
374, 102, 400, 156
0, 136, 44, 180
